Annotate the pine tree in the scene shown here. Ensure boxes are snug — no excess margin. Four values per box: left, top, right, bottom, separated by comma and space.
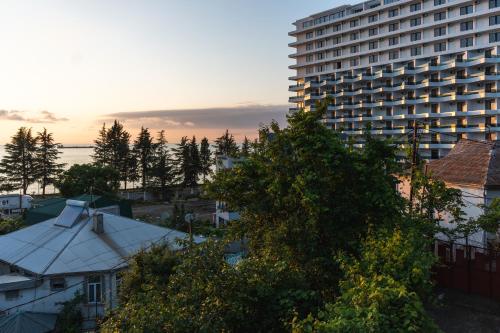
214, 129, 239, 157
172, 136, 190, 186
240, 136, 251, 158
93, 123, 109, 165
150, 130, 174, 201
36, 128, 66, 196
0, 127, 38, 194
133, 127, 155, 190
199, 137, 212, 182
187, 136, 201, 187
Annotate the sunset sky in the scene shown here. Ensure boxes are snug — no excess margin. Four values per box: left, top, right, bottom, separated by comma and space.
0, 0, 342, 144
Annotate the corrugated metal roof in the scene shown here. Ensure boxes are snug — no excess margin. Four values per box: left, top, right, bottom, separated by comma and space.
0, 311, 57, 333
0, 201, 202, 275
427, 140, 500, 189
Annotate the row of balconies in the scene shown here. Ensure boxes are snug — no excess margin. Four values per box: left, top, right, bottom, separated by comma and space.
326, 109, 500, 123
337, 125, 499, 135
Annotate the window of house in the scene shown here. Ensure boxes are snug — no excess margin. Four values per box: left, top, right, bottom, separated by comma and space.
388, 8, 399, 17
369, 54, 379, 63
460, 21, 473, 31
389, 37, 399, 45
434, 42, 447, 52
490, 15, 500, 25
369, 28, 378, 36
434, 12, 446, 21
434, 27, 446, 36
87, 275, 102, 304
491, 32, 500, 43
460, 5, 473, 15
368, 14, 378, 23
4, 290, 20, 301
411, 32, 422, 41
411, 17, 422, 26
389, 23, 399, 31
369, 41, 379, 49
460, 37, 473, 48
389, 51, 399, 60
410, 3, 421, 11
411, 46, 422, 56
50, 278, 66, 291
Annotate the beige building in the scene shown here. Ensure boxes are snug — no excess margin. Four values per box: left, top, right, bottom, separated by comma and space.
289, 0, 500, 158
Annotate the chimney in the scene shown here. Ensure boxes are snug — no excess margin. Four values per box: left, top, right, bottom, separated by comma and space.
93, 213, 104, 234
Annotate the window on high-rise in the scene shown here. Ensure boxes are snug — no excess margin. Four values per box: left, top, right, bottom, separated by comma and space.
434, 0, 445, 5
389, 51, 399, 60
388, 8, 399, 17
389, 23, 399, 31
411, 17, 422, 26
431, 104, 439, 113
316, 29, 324, 36
460, 37, 473, 47
306, 43, 313, 51
350, 58, 359, 66
350, 32, 359, 40
369, 28, 378, 36
350, 45, 359, 53
490, 32, 500, 43
316, 53, 324, 60
316, 40, 324, 48
490, 15, 500, 25
460, 5, 473, 15
460, 21, 473, 31
369, 54, 378, 63
350, 20, 359, 27
434, 12, 446, 21
411, 46, 422, 56
368, 14, 378, 23
434, 27, 446, 36
411, 32, 422, 41
306, 55, 313, 62
490, 0, 500, 8
389, 37, 399, 45
410, 3, 421, 11
369, 41, 378, 49
434, 42, 446, 52
333, 49, 341, 57
306, 32, 313, 39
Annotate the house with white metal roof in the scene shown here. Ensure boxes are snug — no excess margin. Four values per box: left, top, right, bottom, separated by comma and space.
0, 199, 201, 330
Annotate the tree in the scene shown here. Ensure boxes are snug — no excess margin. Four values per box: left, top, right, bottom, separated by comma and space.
0, 127, 38, 194
240, 136, 251, 158
199, 137, 212, 182
93, 121, 132, 190
214, 129, 239, 157
187, 136, 201, 187
133, 127, 155, 190
172, 136, 190, 186
35, 128, 65, 196
150, 130, 174, 200
0, 217, 25, 235
55, 164, 120, 197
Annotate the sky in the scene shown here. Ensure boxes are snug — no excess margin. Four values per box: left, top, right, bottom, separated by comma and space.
0, 0, 346, 144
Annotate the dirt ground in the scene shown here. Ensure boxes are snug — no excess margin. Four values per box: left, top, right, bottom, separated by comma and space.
132, 199, 215, 224
428, 289, 500, 333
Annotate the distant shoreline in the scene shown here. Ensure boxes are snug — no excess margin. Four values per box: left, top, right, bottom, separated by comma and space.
58, 145, 94, 149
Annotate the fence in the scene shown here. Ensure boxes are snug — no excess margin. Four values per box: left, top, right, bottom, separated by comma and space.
434, 240, 500, 300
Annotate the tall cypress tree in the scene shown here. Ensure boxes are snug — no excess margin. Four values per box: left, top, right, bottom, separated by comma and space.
172, 136, 190, 186
187, 136, 201, 187
150, 130, 174, 200
199, 137, 212, 182
93, 123, 109, 165
0, 127, 38, 194
36, 128, 66, 196
240, 136, 251, 158
133, 127, 155, 190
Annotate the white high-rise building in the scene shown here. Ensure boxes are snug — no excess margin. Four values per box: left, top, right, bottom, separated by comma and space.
289, 0, 500, 158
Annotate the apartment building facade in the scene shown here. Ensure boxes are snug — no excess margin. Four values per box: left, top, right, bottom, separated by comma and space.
289, 0, 500, 158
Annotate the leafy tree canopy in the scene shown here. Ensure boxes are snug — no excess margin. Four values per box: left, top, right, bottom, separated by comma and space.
55, 163, 120, 198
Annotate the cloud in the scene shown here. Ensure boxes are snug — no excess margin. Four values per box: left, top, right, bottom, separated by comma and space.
0, 110, 68, 123
104, 104, 289, 130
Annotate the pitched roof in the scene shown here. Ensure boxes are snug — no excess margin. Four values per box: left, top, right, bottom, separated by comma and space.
427, 140, 500, 189
0, 311, 57, 333
0, 201, 203, 276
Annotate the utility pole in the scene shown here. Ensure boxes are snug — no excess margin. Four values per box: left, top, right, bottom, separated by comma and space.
409, 120, 419, 209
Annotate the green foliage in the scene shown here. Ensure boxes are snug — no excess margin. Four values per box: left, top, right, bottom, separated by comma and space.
54, 292, 84, 333
56, 163, 120, 197
240, 136, 251, 158
199, 137, 212, 182
172, 136, 202, 187
214, 129, 239, 157
294, 228, 439, 333
149, 130, 174, 200
0, 127, 38, 194
133, 127, 155, 189
0, 216, 25, 235
35, 128, 66, 196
